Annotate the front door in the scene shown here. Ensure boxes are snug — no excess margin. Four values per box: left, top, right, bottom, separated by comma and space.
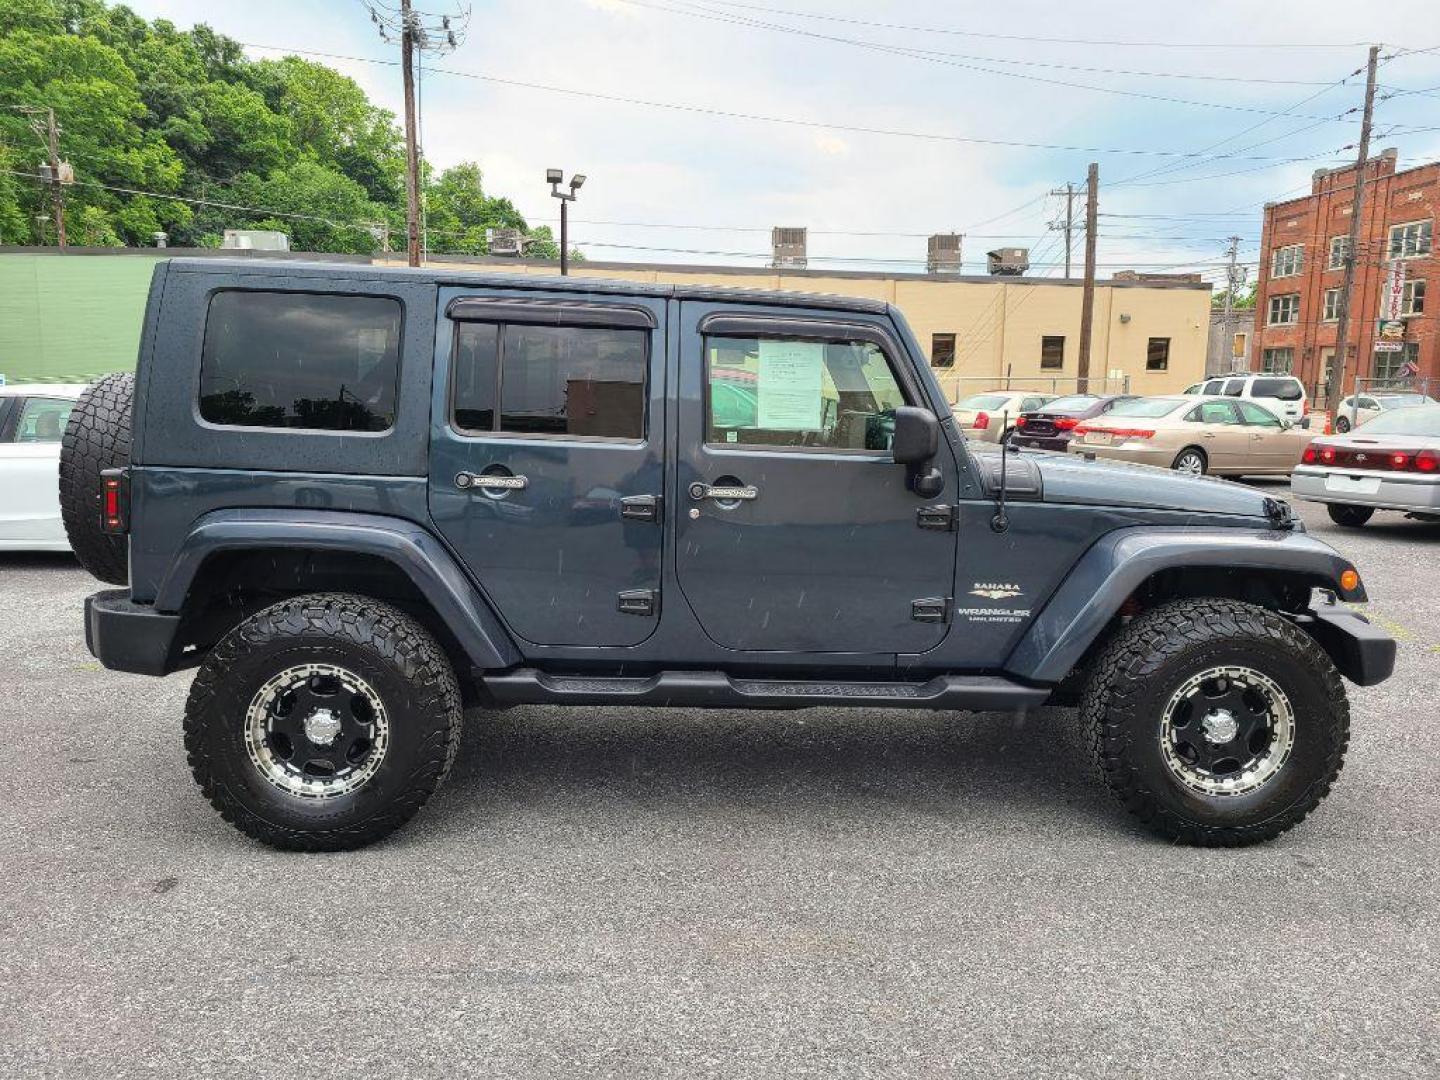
673, 303, 959, 654
428, 291, 667, 647
1188, 399, 1248, 470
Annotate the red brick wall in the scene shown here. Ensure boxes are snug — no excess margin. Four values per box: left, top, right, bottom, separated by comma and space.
1253, 151, 1437, 403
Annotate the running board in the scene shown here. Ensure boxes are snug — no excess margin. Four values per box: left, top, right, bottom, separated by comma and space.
482, 669, 1050, 712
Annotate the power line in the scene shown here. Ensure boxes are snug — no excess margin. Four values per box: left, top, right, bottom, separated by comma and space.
684, 0, 1371, 50
609, 0, 1381, 121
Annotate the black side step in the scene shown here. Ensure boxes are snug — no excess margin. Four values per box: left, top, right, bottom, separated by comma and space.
482, 669, 1049, 712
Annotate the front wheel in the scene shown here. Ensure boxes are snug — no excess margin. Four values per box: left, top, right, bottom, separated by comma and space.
1327, 504, 1374, 528
184, 594, 463, 851
1083, 598, 1348, 846
1171, 447, 1207, 476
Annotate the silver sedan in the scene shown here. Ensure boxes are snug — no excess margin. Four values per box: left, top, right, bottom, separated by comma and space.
1291, 404, 1440, 527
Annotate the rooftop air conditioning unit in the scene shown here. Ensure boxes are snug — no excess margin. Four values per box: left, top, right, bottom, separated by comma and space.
926, 233, 962, 274
221, 229, 290, 251
986, 247, 1029, 276
487, 227, 523, 256
771, 227, 807, 269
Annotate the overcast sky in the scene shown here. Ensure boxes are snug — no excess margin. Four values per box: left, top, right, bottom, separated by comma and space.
123, 0, 1440, 281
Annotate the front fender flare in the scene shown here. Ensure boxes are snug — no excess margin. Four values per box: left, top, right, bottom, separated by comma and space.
1004, 526, 1365, 684
155, 509, 521, 672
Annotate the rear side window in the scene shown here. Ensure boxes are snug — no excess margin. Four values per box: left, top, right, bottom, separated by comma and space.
1250, 377, 1303, 401
199, 291, 402, 432
705, 335, 906, 450
452, 323, 647, 439
12, 397, 74, 443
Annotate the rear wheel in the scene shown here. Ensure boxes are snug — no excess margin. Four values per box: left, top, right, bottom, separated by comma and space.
1326, 504, 1374, 527
184, 593, 463, 851
1083, 598, 1347, 846
1171, 447, 1207, 476
59, 373, 134, 584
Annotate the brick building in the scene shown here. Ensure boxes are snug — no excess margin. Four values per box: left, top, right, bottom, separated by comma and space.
1254, 148, 1435, 404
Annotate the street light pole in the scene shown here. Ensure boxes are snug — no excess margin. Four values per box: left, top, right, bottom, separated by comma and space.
548, 169, 585, 275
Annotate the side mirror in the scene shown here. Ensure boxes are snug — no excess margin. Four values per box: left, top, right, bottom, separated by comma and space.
891, 405, 939, 465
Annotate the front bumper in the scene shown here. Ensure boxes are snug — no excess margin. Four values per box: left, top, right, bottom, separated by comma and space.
1301, 600, 1396, 687
85, 589, 183, 676
1292, 466, 1440, 513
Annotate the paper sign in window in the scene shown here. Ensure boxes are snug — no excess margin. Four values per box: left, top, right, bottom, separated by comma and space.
756, 340, 823, 430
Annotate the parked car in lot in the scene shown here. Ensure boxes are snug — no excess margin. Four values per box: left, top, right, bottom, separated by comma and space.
952, 390, 1056, 443
1068, 395, 1313, 476
1293, 404, 1440, 527
69, 258, 1393, 851
1183, 373, 1309, 424
1332, 392, 1439, 433
1010, 393, 1136, 452
0, 383, 84, 552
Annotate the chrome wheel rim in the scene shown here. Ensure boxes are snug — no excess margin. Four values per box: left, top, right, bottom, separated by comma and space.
244, 663, 389, 799
1175, 452, 1204, 476
1159, 665, 1294, 796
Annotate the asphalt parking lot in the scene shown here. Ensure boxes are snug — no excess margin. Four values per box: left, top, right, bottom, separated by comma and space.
2, 486, 1438, 1079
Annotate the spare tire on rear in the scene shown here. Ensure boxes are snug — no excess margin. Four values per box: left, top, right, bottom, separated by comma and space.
59, 372, 134, 585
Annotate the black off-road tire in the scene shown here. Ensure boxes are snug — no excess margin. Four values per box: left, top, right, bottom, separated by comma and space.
1083, 598, 1348, 847
59, 372, 134, 584
1326, 504, 1374, 528
184, 594, 463, 852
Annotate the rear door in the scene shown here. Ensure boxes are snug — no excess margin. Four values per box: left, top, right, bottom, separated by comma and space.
672, 303, 958, 654
427, 290, 667, 647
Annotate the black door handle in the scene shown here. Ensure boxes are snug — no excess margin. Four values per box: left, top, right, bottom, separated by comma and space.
620, 495, 661, 522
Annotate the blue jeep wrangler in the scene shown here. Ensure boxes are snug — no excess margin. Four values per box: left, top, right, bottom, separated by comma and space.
62, 259, 1394, 851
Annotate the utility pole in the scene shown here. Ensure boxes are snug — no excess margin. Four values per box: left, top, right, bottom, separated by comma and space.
44, 108, 66, 249
364, 2, 467, 267
1049, 182, 1077, 277
1076, 163, 1099, 392
1325, 44, 1381, 409
1223, 236, 1245, 371
399, 0, 421, 267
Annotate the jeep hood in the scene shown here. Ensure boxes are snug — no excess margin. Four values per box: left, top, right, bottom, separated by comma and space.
1029, 452, 1278, 519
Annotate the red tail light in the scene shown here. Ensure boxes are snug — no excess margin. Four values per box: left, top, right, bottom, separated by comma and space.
1302, 444, 1318, 465
1055, 417, 1080, 431
1415, 449, 1439, 473
1072, 426, 1154, 440
1016, 416, 1029, 428
972, 411, 990, 430
1307, 444, 1439, 472
101, 468, 130, 534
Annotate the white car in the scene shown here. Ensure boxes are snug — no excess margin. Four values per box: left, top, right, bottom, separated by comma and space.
0, 383, 86, 551
1184, 373, 1309, 424
1332, 392, 1439, 433
952, 391, 1057, 443
1292, 404, 1440, 527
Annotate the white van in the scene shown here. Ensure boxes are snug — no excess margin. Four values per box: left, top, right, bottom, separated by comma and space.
1183, 373, 1308, 423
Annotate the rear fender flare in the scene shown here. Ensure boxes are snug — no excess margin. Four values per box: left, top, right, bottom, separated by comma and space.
1004, 526, 1365, 684
155, 509, 521, 672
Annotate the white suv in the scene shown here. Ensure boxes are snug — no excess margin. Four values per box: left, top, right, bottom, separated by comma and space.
1184, 373, 1308, 423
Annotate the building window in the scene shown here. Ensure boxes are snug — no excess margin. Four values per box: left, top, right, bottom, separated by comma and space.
1261, 347, 1294, 374
199, 290, 402, 432
1267, 293, 1300, 326
1232, 331, 1247, 359
1373, 342, 1419, 386
1401, 279, 1426, 317
451, 322, 648, 439
1389, 220, 1433, 260
1040, 335, 1065, 370
1327, 236, 1349, 270
1322, 288, 1341, 322
1271, 244, 1303, 278
1146, 337, 1170, 372
930, 333, 956, 368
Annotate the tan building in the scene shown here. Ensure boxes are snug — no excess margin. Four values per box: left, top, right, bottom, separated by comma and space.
408, 256, 1213, 401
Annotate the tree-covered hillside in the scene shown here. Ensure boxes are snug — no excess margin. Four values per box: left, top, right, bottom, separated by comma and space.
0, 0, 560, 257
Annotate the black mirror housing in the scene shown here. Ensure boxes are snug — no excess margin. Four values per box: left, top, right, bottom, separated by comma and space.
892, 406, 939, 465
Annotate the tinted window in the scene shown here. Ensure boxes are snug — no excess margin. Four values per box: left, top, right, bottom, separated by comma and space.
1223, 379, 1245, 397
1040, 335, 1064, 370
1251, 378, 1303, 401
931, 333, 956, 368
452, 323, 647, 439
1043, 395, 1100, 413
200, 291, 401, 432
13, 397, 73, 443
1192, 401, 1238, 424
958, 394, 1010, 411
1236, 401, 1282, 427
1019, 396, 1048, 411
706, 335, 905, 450
1146, 337, 1170, 371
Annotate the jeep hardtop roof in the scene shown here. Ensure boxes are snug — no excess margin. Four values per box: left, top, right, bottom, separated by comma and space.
164, 257, 893, 315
